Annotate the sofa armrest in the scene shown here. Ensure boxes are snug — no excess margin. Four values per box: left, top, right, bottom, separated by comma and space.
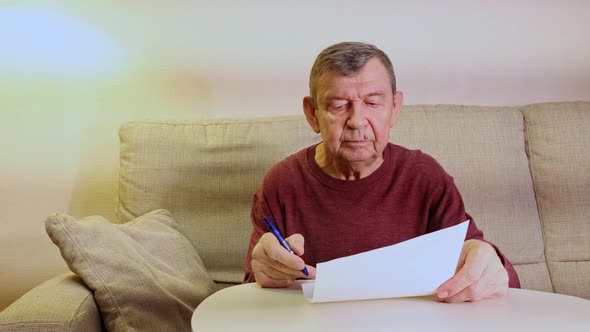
0, 272, 104, 331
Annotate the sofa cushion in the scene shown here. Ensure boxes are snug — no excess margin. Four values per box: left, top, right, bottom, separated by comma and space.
118, 118, 321, 284
391, 105, 550, 292
45, 209, 216, 331
522, 101, 590, 299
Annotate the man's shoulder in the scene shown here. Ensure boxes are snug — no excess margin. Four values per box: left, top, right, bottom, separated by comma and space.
389, 143, 449, 179
263, 145, 311, 183
389, 143, 442, 168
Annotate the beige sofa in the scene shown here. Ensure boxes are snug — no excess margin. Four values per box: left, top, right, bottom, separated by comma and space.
1, 101, 589, 330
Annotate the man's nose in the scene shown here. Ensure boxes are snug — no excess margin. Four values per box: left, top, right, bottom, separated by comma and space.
346, 101, 368, 128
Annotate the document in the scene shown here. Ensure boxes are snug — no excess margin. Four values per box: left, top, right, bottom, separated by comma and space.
302, 220, 469, 303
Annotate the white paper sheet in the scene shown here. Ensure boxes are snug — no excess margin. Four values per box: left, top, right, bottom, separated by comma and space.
302, 220, 469, 303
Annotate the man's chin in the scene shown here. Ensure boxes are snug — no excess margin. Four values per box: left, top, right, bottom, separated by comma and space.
338, 151, 379, 164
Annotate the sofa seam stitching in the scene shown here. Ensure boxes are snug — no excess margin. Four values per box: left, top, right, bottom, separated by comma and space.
57, 218, 129, 330
68, 290, 100, 330
522, 107, 555, 293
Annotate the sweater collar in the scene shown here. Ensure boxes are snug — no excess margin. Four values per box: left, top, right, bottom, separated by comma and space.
306, 143, 392, 191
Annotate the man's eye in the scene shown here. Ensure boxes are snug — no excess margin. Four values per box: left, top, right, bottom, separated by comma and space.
332, 103, 347, 111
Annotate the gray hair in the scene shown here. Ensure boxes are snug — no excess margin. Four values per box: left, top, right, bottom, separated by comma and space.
309, 42, 397, 101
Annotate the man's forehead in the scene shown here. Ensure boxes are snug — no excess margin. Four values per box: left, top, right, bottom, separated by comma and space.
316, 58, 391, 99
318, 77, 390, 101
322, 88, 386, 102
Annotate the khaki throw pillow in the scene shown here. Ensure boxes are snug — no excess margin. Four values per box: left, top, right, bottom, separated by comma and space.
45, 209, 216, 332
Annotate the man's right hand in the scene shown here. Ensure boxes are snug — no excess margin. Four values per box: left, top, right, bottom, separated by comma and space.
251, 232, 316, 288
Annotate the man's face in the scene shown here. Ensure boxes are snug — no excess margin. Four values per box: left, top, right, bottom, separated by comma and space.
304, 57, 403, 175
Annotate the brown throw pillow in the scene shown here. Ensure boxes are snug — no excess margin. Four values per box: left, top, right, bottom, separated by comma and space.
45, 209, 216, 331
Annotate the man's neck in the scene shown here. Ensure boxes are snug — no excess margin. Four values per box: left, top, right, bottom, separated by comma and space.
315, 143, 384, 180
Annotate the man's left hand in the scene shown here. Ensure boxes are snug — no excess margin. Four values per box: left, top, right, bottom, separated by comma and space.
435, 239, 509, 303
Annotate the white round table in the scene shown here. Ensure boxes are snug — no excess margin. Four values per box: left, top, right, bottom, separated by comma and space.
192, 282, 590, 331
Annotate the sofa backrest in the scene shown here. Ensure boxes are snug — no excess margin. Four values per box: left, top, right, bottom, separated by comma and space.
521, 102, 590, 299
390, 105, 549, 292
117, 102, 589, 298
118, 118, 321, 283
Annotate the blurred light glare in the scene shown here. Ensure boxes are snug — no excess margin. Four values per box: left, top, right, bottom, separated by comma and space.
0, 7, 124, 77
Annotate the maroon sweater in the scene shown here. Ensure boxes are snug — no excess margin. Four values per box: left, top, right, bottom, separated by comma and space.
244, 143, 520, 287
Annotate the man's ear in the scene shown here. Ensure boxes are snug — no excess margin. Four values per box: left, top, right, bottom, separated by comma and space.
389, 91, 404, 128
303, 96, 321, 133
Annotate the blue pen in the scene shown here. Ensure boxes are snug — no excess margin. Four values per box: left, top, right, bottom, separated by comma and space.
263, 216, 309, 277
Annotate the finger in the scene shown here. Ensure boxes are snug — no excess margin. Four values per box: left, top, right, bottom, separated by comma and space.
252, 257, 316, 286
251, 259, 298, 281
262, 233, 307, 271
439, 262, 508, 303
439, 270, 490, 303
436, 242, 490, 299
252, 260, 317, 288
454, 243, 468, 274
253, 233, 307, 275
304, 265, 317, 279
252, 245, 305, 278
254, 253, 306, 276
254, 269, 295, 288
436, 241, 510, 302
286, 234, 305, 256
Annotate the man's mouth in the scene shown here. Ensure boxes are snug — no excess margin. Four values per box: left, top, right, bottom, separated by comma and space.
343, 140, 369, 146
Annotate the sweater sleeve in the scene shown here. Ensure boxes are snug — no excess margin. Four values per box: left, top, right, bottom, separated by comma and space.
243, 152, 304, 284
243, 187, 268, 283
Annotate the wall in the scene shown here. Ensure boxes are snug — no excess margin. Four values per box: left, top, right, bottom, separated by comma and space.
1, 0, 589, 311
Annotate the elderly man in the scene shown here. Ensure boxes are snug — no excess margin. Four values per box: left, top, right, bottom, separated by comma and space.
244, 41, 520, 303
